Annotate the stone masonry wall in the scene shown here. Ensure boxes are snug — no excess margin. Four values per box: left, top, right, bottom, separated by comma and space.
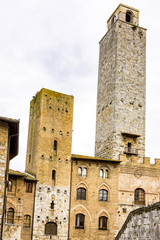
95, 16, 146, 160
0, 121, 8, 237
3, 224, 21, 240
33, 183, 70, 240
115, 202, 160, 240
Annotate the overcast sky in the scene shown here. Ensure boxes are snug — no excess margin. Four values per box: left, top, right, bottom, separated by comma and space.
1, 0, 160, 171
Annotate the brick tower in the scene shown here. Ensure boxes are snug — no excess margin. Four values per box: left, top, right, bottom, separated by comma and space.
25, 88, 74, 239
95, 4, 146, 160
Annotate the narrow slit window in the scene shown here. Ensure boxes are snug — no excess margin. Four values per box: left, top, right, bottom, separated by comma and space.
52, 170, 56, 180
54, 140, 57, 155
51, 201, 54, 209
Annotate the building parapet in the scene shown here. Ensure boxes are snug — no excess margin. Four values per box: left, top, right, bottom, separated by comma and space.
119, 154, 160, 169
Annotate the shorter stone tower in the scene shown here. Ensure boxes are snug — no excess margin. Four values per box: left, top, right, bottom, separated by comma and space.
95, 4, 146, 161
25, 88, 74, 239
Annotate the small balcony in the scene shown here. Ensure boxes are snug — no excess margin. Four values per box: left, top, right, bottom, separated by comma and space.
124, 147, 138, 155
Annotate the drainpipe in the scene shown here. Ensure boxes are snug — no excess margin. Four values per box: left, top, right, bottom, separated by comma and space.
31, 180, 37, 240
0, 133, 19, 240
68, 158, 73, 240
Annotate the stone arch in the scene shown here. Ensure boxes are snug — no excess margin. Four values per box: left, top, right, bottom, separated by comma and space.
71, 204, 92, 222
97, 208, 110, 219
77, 181, 88, 189
98, 183, 110, 191
126, 10, 134, 23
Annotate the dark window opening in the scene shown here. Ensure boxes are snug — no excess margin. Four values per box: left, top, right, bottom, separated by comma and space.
126, 11, 133, 23
53, 140, 57, 155
128, 142, 132, 153
7, 208, 14, 224
26, 181, 33, 193
99, 189, 108, 201
75, 214, 85, 229
24, 215, 31, 228
134, 188, 145, 205
99, 216, 107, 230
45, 222, 57, 235
51, 201, 54, 209
52, 170, 56, 180
77, 188, 86, 200
29, 154, 31, 163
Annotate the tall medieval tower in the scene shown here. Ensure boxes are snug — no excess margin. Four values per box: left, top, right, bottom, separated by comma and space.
25, 88, 74, 239
95, 4, 146, 161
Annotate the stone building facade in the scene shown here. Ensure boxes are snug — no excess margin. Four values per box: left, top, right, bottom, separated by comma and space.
0, 117, 19, 240
25, 88, 74, 240
5, 170, 36, 240
95, 4, 146, 161
1, 3, 160, 240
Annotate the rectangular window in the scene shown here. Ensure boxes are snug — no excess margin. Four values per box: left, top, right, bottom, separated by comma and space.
26, 182, 33, 193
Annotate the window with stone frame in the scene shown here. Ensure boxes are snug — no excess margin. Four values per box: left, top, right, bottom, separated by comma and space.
99, 189, 108, 201
100, 168, 109, 179
99, 216, 108, 230
75, 214, 85, 229
7, 208, 14, 224
8, 180, 12, 192
134, 188, 145, 205
78, 166, 87, 177
26, 181, 33, 193
77, 188, 86, 200
24, 215, 31, 227
78, 167, 82, 176
83, 167, 87, 177
45, 222, 57, 235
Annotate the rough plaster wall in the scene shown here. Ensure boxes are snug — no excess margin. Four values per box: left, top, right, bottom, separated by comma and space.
117, 208, 160, 240
0, 122, 8, 235
33, 183, 70, 240
3, 224, 21, 240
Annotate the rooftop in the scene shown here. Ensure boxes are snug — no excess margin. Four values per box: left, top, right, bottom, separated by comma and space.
9, 169, 37, 181
71, 154, 121, 163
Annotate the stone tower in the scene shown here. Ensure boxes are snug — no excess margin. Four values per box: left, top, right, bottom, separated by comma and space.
95, 4, 146, 160
25, 88, 74, 239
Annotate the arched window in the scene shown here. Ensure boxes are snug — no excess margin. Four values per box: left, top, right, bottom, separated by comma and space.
53, 140, 57, 155
83, 168, 87, 177
7, 208, 14, 224
134, 188, 145, 205
8, 180, 12, 192
45, 222, 57, 235
99, 189, 108, 201
100, 169, 104, 178
24, 215, 31, 227
126, 11, 133, 23
78, 167, 87, 177
99, 216, 108, 230
78, 167, 82, 176
77, 188, 86, 200
52, 170, 56, 180
112, 14, 117, 24
100, 168, 109, 179
75, 214, 85, 229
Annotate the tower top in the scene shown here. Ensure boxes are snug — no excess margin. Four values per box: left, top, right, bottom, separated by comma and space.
107, 4, 139, 30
